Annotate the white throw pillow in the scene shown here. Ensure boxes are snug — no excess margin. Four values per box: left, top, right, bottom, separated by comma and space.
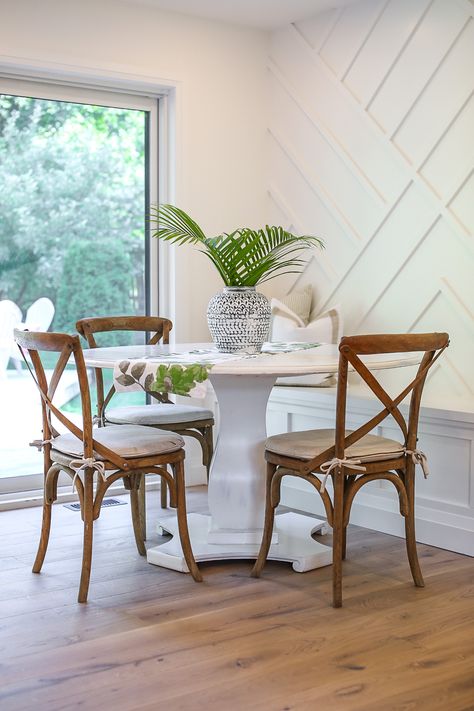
275, 284, 313, 325
270, 300, 342, 387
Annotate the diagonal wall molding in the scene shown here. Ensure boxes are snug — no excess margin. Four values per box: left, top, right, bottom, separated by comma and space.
269, 0, 474, 410
355, 214, 441, 330
269, 127, 364, 244
284, 17, 473, 241
364, 0, 434, 113
268, 57, 387, 204
388, 17, 472, 142
267, 183, 338, 281
315, 180, 413, 313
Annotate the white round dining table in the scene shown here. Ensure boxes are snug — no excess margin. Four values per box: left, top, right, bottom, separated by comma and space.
83, 342, 421, 574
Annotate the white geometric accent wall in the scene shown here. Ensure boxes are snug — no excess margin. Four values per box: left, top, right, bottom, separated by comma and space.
267, 0, 474, 411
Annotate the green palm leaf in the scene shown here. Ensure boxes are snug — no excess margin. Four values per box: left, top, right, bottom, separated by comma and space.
150, 204, 324, 287
149, 204, 207, 244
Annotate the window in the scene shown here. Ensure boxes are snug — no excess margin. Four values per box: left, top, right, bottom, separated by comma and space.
0, 78, 159, 494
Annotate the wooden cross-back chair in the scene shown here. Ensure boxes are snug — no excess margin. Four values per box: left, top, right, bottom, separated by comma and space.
14, 328, 202, 603
252, 332, 449, 607
76, 316, 215, 512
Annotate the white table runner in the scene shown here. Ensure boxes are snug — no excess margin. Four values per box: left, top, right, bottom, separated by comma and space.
113, 342, 321, 397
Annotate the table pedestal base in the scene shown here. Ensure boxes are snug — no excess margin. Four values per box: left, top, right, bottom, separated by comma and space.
146, 512, 332, 573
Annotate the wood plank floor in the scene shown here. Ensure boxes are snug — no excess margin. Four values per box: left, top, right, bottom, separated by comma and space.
0, 487, 473, 711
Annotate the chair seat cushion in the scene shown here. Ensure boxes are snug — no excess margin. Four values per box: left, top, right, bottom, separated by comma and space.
266, 428, 404, 463
51, 425, 184, 460
105, 404, 214, 426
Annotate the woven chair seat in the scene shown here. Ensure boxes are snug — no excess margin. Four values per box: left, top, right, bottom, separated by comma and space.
105, 404, 214, 426
266, 428, 404, 463
51, 424, 184, 460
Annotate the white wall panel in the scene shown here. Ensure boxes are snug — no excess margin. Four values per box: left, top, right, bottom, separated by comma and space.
449, 172, 474, 234
293, 8, 342, 52
269, 0, 474, 413
369, 0, 468, 135
413, 296, 474, 398
417, 433, 471, 508
317, 182, 438, 320
319, 0, 388, 79
270, 74, 384, 239
269, 138, 359, 272
421, 96, 474, 201
378, 421, 472, 510
360, 218, 474, 404
270, 26, 409, 203
393, 19, 474, 166
360, 220, 473, 328
343, 0, 431, 106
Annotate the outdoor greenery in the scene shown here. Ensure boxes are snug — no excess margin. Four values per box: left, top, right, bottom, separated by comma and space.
0, 94, 146, 343
150, 203, 324, 287
62, 368, 145, 414
55, 241, 134, 345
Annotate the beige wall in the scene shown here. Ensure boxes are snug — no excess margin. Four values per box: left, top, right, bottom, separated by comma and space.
0, 0, 269, 341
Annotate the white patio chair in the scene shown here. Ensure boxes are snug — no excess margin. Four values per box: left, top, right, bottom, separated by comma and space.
10, 297, 55, 369
0, 300, 22, 378
24, 297, 55, 331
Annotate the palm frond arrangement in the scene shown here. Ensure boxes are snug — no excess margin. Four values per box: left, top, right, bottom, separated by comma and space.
150, 204, 324, 287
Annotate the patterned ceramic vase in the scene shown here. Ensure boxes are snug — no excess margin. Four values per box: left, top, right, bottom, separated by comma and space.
207, 286, 271, 353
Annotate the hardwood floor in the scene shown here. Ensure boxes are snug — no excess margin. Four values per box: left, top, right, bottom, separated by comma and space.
0, 487, 472, 711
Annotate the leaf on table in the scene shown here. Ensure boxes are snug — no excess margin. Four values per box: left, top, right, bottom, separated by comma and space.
116, 374, 135, 386
144, 373, 154, 391
131, 362, 146, 379
118, 360, 130, 374
149, 362, 211, 396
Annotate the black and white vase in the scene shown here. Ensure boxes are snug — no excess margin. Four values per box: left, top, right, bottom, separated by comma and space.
207, 286, 271, 353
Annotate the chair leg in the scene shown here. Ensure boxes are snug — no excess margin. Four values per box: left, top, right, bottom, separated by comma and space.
404, 464, 424, 587
32, 501, 53, 573
203, 425, 214, 481
138, 474, 146, 541
32, 464, 61, 574
161, 479, 168, 508
341, 526, 348, 561
130, 476, 147, 557
341, 475, 352, 561
332, 471, 345, 608
251, 462, 277, 578
78, 473, 94, 603
173, 459, 202, 582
